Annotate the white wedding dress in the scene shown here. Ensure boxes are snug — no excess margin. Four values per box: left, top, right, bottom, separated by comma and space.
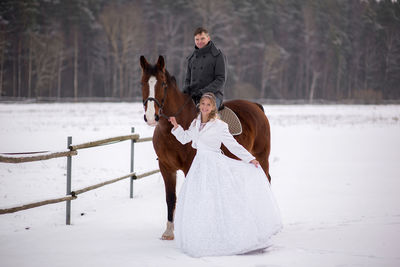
171, 116, 282, 257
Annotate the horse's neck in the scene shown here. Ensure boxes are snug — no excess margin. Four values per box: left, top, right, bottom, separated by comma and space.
162, 84, 196, 128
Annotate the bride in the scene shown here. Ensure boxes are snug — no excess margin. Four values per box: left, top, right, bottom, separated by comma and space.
169, 93, 282, 257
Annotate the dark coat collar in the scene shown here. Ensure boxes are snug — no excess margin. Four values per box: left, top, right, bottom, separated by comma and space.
192, 41, 221, 57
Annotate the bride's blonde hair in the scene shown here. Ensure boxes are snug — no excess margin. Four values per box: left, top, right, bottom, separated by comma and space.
199, 92, 218, 122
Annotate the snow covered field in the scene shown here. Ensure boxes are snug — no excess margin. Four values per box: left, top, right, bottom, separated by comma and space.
1, 103, 400, 267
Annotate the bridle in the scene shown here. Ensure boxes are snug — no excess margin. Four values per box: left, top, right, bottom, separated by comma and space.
143, 80, 192, 120
143, 81, 168, 119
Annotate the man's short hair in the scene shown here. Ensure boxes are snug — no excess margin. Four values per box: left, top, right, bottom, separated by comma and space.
194, 27, 209, 36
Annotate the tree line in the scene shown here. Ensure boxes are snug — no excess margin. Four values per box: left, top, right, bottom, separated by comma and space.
0, 0, 399, 103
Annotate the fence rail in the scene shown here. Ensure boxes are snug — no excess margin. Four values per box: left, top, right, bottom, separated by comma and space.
69, 134, 140, 150
71, 169, 160, 196
0, 150, 77, 163
134, 136, 153, 143
0, 169, 160, 215
0, 128, 158, 224
0, 196, 77, 215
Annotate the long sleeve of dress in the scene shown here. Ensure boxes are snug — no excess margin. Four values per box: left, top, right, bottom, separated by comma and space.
171, 120, 196, 145
220, 122, 255, 163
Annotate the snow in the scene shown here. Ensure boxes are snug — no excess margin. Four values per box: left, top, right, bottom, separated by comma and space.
1, 103, 400, 267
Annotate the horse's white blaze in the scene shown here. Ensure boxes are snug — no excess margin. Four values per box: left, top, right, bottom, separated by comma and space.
145, 76, 157, 125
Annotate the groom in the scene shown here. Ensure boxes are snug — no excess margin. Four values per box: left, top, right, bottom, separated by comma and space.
182, 27, 226, 110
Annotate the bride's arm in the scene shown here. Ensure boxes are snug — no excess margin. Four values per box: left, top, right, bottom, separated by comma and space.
170, 117, 196, 145
220, 121, 256, 163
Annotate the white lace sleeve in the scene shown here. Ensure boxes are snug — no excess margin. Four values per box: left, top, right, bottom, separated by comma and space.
220, 122, 255, 162
171, 120, 196, 145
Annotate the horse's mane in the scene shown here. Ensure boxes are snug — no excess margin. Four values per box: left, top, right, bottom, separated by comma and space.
165, 70, 177, 87
255, 102, 264, 112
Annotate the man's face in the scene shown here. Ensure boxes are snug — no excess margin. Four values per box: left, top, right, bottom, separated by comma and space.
194, 32, 210, 49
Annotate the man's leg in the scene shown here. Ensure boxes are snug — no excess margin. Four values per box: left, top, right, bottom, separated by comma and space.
216, 97, 222, 110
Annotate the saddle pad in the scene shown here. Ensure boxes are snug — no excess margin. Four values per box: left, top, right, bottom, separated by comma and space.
218, 106, 242, 136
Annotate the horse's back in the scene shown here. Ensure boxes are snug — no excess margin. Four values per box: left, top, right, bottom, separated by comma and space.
223, 99, 269, 128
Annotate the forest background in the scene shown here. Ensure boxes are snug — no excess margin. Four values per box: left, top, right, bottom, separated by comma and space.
0, 0, 399, 103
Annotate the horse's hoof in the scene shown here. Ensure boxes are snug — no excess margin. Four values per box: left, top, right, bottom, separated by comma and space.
161, 221, 174, 240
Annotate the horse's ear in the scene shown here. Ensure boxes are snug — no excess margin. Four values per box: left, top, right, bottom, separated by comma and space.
156, 55, 165, 72
140, 55, 149, 70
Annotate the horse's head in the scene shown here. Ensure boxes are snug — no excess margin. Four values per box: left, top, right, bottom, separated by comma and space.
140, 55, 168, 126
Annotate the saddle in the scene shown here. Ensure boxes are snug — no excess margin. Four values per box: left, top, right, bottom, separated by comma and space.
218, 105, 242, 136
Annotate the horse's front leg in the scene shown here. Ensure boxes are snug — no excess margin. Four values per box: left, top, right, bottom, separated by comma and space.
159, 162, 177, 240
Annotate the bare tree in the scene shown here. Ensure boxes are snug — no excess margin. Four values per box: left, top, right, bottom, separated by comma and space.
30, 30, 63, 98
99, 2, 144, 98
192, 0, 233, 39
260, 43, 289, 99
27, 31, 33, 98
73, 28, 79, 100
0, 24, 6, 98
302, 1, 323, 102
56, 44, 65, 99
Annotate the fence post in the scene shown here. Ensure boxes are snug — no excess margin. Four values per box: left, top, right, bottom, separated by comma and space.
130, 127, 135, 198
66, 136, 72, 225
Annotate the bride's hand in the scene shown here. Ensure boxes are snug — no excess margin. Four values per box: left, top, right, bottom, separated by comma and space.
169, 117, 178, 129
250, 159, 260, 168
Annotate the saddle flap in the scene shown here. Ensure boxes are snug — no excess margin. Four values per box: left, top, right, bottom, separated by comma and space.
218, 106, 242, 136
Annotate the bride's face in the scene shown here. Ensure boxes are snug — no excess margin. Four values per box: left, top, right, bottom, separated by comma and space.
199, 97, 213, 117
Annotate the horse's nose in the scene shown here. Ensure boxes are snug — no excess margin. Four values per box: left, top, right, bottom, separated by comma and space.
144, 114, 147, 122
155, 114, 159, 121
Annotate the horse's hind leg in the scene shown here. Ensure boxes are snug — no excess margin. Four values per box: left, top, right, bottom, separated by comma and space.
160, 162, 176, 240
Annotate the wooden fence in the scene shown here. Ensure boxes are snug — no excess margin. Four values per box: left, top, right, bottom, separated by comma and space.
0, 128, 160, 225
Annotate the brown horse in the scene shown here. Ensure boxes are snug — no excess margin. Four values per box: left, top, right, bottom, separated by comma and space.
140, 55, 271, 240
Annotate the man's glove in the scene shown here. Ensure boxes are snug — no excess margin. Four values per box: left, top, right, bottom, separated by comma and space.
191, 91, 202, 104
182, 86, 190, 95
191, 91, 202, 98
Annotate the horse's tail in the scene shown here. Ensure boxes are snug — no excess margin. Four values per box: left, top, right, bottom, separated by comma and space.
255, 102, 264, 112
254, 101, 270, 182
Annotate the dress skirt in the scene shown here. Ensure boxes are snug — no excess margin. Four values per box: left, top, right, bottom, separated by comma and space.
174, 148, 282, 257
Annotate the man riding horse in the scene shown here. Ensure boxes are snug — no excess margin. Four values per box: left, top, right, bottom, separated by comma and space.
183, 27, 226, 110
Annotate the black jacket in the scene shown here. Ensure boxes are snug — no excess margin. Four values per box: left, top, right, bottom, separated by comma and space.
183, 41, 226, 104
